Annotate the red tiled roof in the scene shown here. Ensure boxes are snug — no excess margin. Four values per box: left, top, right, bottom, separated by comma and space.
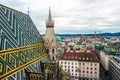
59, 52, 99, 62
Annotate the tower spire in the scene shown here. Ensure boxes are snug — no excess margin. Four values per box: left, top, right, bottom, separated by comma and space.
45, 7, 57, 62
48, 7, 52, 20
46, 7, 54, 28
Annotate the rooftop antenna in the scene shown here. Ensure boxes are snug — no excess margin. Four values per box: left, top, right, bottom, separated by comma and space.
27, 7, 29, 15
21, 9, 22, 13
94, 31, 97, 52
94, 31, 96, 44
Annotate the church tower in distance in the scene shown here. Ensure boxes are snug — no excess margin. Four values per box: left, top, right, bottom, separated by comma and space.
44, 7, 58, 62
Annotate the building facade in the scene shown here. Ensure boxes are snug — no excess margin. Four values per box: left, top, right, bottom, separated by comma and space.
100, 50, 109, 71
100, 48, 116, 71
44, 7, 58, 62
109, 56, 120, 80
59, 52, 100, 80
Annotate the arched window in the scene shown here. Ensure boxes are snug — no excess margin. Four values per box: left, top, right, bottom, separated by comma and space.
52, 48, 54, 54
52, 57, 54, 61
47, 49, 49, 53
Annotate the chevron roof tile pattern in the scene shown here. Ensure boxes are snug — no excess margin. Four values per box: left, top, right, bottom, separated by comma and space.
0, 4, 49, 80
0, 4, 42, 50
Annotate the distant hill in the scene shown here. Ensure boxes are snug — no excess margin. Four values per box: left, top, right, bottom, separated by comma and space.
84, 32, 120, 36
41, 32, 120, 36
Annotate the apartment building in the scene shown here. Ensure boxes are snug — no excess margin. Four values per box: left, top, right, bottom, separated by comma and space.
59, 51, 99, 80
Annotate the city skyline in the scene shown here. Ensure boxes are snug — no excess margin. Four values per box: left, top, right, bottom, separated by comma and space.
1, 0, 120, 34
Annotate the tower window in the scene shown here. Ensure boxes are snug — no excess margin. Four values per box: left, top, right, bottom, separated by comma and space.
47, 49, 49, 53
52, 57, 54, 61
52, 48, 54, 54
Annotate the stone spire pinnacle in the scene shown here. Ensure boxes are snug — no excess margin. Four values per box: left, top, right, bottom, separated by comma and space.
48, 7, 52, 21
46, 7, 54, 28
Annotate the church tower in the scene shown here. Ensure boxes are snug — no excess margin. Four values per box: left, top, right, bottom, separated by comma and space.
44, 7, 58, 62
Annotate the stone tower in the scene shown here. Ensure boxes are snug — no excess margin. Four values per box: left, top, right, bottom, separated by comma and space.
44, 7, 58, 62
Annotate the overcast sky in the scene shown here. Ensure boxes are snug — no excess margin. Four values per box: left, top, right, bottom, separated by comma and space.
1, 0, 120, 34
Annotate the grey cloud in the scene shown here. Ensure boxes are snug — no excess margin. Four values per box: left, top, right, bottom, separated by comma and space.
1, 0, 120, 34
